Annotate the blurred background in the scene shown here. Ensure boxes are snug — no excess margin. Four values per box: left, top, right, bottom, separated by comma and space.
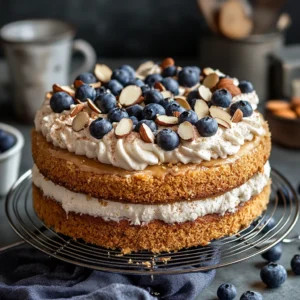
0, 0, 298, 58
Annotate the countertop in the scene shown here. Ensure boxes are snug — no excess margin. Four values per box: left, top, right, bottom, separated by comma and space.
0, 59, 300, 300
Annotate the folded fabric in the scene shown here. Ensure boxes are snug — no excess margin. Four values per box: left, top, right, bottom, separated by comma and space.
0, 244, 218, 300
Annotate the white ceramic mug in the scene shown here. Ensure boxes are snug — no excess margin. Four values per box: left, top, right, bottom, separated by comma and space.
0, 19, 97, 123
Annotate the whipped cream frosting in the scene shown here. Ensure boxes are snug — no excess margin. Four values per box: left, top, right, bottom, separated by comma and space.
34, 91, 265, 171
32, 162, 270, 225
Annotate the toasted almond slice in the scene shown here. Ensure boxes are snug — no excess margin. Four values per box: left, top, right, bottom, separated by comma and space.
178, 121, 195, 141
87, 98, 101, 114
90, 82, 102, 88
198, 85, 212, 102
215, 69, 226, 77
75, 98, 83, 104
72, 111, 89, 132
161, 57, 175, 69
202, 73, 219, 89
155, 115, 178, 126
161, 90, 173, 98
74, 80, 85, 88
266, 100, 290, 111
203, 67, 215, 76
91, 111, 101, 119
231, 108, 243, 123
94, 64, 112, 83
217, 79, 241, 96
136, 61, 155, 76
215, 117, 231, 129
174, 96, 191, 110
173, 111, 182, 117
119, 85, 143, 107
209, 106, 232, 127
139, 123, 155, 143
115, 118, 133, 138
70, 103, 85, 117
53, 84, 75, 97
194, 99, 209, 119
46, 91, 53, 100
273, 109, 297, 119
154, 81, 166, 91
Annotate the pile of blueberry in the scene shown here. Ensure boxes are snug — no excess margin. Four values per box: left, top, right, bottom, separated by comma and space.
0, 129, 16, 154
49, 58, 255, 151
217, 216, 300, 299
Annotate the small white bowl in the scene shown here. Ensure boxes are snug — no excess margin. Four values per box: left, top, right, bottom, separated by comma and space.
0, 123, 24, 195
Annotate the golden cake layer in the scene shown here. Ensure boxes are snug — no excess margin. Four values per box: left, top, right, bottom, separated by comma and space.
33, 182, 270, 253
32, 127, 271, 204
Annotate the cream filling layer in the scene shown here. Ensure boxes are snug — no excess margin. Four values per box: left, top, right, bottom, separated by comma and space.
32, 162, 270, 225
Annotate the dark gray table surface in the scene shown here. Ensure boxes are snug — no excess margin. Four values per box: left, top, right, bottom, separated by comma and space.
0, 59, 300, 299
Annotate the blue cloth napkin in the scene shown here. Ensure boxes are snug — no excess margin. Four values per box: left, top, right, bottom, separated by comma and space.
0, 244, 217, 300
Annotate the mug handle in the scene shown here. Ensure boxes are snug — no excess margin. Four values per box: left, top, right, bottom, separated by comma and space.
70, 39, 97, 82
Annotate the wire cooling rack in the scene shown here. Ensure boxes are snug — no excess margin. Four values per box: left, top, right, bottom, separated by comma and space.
5, 168, 299, 275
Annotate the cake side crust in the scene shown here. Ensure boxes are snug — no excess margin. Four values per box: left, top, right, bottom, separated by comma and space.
33, 182, 271, 253
32, 128, 271, 204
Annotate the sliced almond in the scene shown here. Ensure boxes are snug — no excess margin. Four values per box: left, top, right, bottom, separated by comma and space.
70, 103, 85, 117
136, 61, 155, 77
74, 80, 85, 88
194, 99, 209, 119
231, 108, 243, 123
94, 64, 112, 83
87, 98, 101, 114
119, 85, 143, 107
139, 123, 155, 143
154, 81, 166, 91
215, 117, 231, 129
173, 111, 182, 117
174, 96, 191, 110
209, 106, 232, 127
72, 111, 90, 132
90, 82, 101, 89
217, 79, 241, 96
115, 118, 133, 138
155, 115, 178, 126
75, 98, 82, 104
161, 57, 175, 69
45, 91, 53, 100
202, 67, 215, 76
178, 121, 195, 141
52, 84, 75, 97
202, 73, 219, 89
161, 90, 173, 98
198, 85, 212, 102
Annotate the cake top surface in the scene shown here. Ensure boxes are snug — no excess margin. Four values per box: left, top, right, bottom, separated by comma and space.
35, 58, 266, 171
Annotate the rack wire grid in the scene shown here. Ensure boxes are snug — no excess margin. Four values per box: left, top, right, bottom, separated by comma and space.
5, 168, 299, 275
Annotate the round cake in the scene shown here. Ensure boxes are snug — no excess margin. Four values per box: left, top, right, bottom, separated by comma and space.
32, 59, 271, 253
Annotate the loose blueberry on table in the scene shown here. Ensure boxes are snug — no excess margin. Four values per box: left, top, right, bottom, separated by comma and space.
240, 291, 263, 300
217, 283, 237, 300
261, 243, 282, 262
291, 254, 300, 275
0, 129, 16, 153
260, 262, 287, 288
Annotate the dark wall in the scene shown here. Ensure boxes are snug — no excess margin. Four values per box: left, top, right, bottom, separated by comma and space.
0, 0, 298, 58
